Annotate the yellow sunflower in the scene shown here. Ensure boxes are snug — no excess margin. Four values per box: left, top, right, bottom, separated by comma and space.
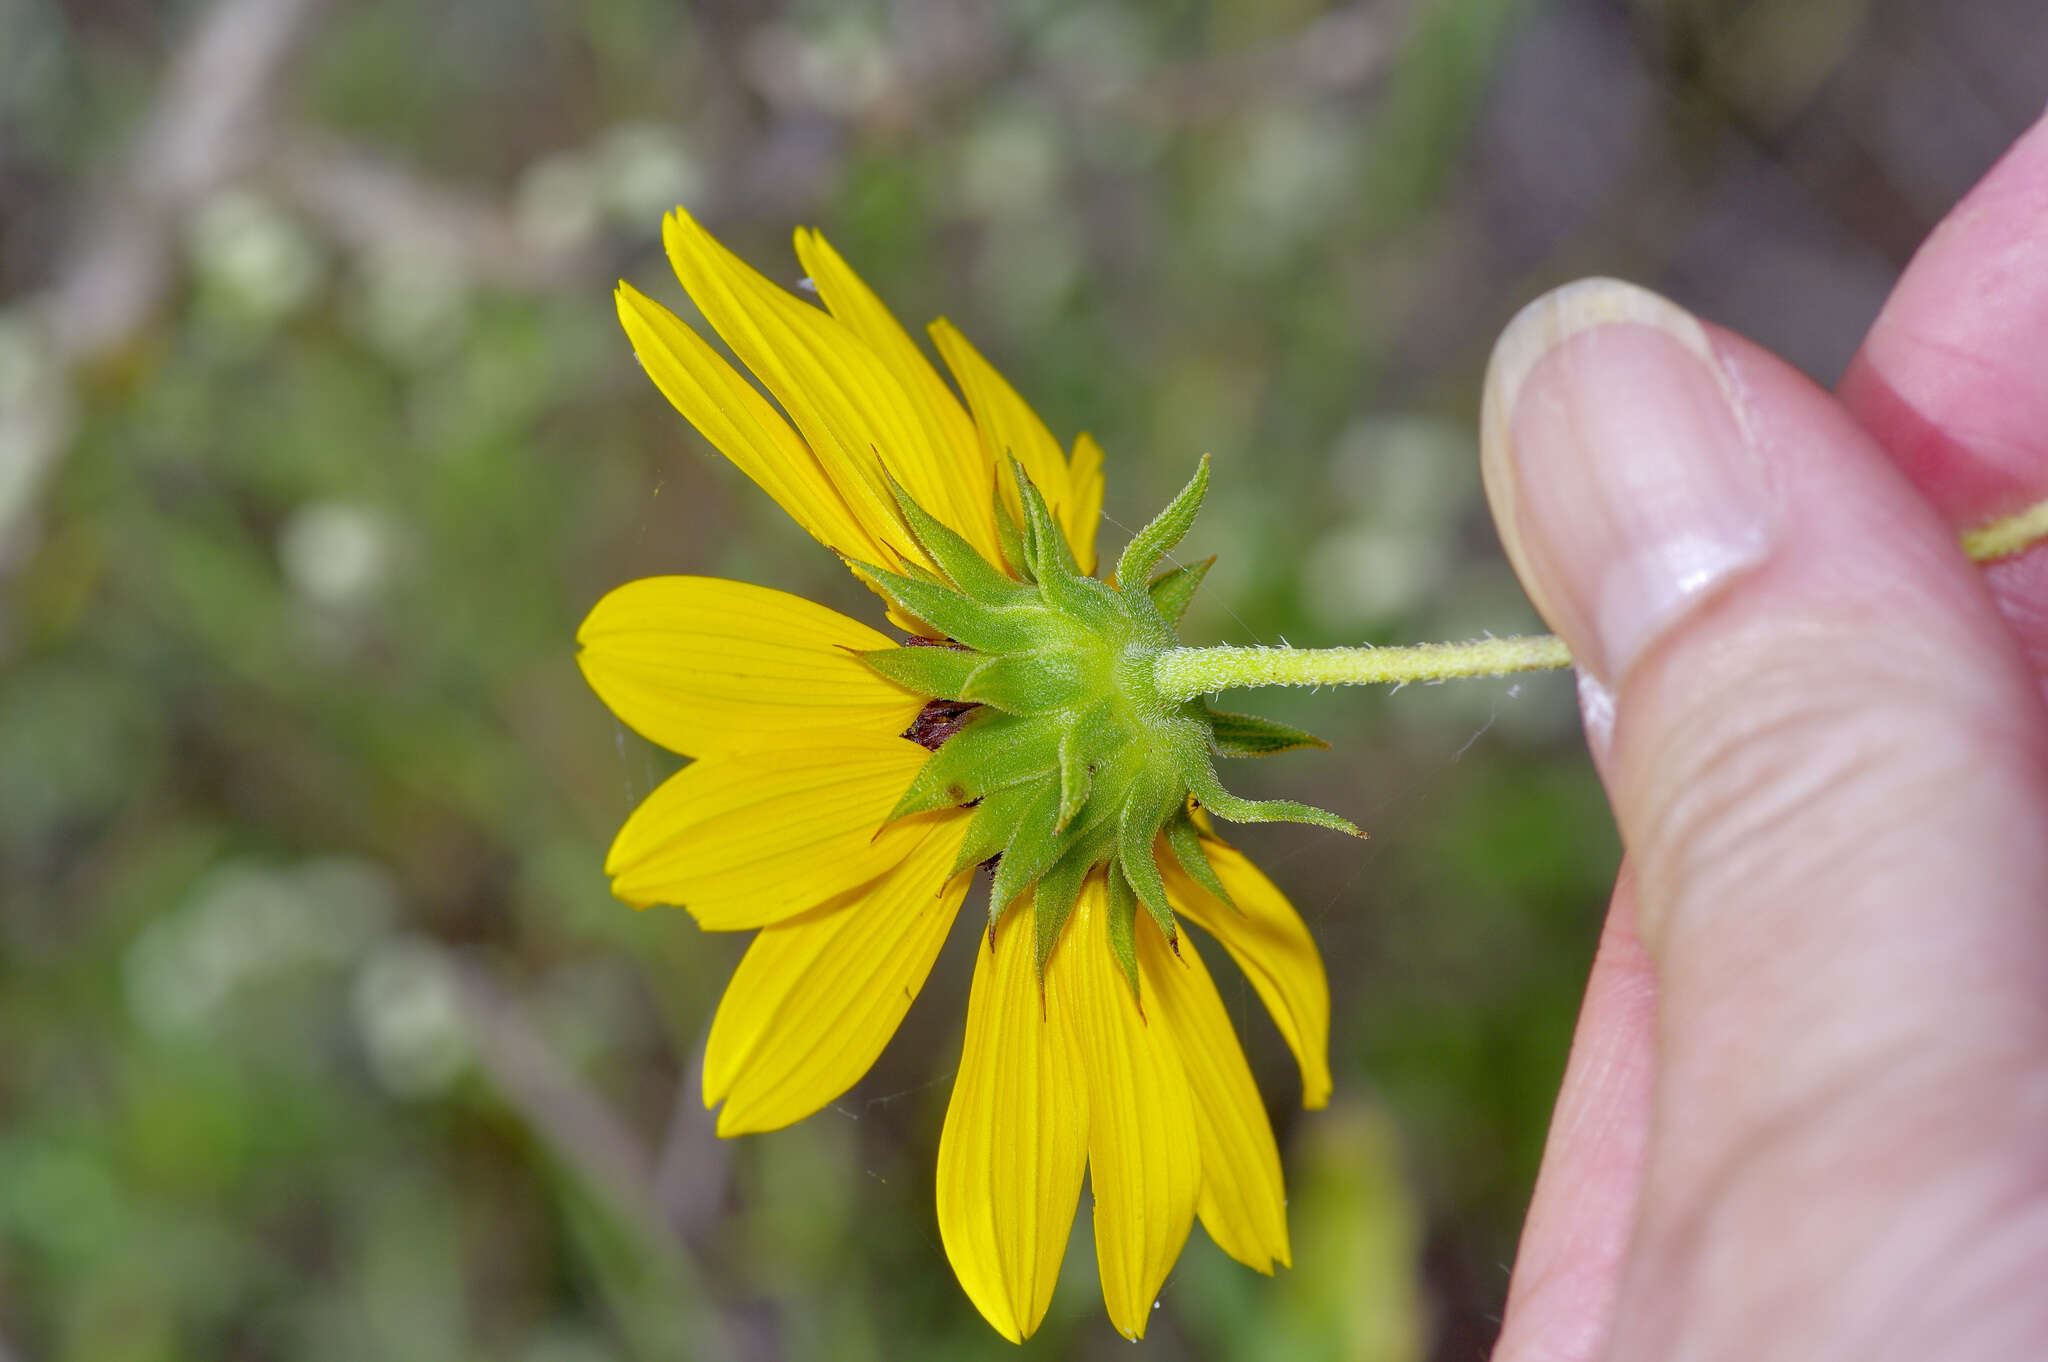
578, 210, 1335, 1342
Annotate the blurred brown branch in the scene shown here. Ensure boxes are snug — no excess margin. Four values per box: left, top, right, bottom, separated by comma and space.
4, 0, 331, 579
654, 1040, 736, 1256
1, 0, 597, 581
452, 959, 733, 1258
1124, 0, 1412, 123
453, 960, 762, 1360
266, 133, 597, 292
452, 961, 663, 1238
43, 0, 332, 365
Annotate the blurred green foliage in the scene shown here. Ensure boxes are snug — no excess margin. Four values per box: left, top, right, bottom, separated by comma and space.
2, 0, 2034, 1357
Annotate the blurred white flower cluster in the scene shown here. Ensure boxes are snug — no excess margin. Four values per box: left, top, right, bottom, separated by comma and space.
123, 856, 472, 1098
516, 122, 703, 256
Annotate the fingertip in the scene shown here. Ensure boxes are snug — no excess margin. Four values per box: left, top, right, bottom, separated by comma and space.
1844, 107, 2048, 531
1479, 279, 1775, 686
1482, 282, 1724, 556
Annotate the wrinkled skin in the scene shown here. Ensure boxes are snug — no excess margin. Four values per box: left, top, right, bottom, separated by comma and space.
1486, 111, 2048, 1362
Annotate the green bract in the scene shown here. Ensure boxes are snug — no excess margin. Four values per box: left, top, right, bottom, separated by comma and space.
853, 457, 1358, 991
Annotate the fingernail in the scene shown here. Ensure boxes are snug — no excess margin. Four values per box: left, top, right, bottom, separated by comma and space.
1480, 280, 1777, 685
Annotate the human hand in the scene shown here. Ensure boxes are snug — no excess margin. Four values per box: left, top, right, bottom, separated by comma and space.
1482, 110, 2048, 1362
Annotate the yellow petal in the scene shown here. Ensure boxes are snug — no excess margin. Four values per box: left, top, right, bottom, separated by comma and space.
604, 733, 935, 927
1138, 923, 1291, 1273
1054, 877, 1198, 1340
793, 229, 1007, 568
576, 576, 923, 759
703, 814, 972, 1134
663, 210, 948, 572
936, 898, 1089, 1343
1064, 432, 1106, 575
1164, 838, 1333, 1110
927, 320, 1073, 532
615, 282, 886, 563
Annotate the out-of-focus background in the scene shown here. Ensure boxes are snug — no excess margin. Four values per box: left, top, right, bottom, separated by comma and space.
1, 1, 2041, 1358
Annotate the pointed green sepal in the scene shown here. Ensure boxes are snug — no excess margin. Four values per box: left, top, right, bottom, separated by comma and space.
1103, 863, 1142, 999
1190, 767, 1362, 837
887, 476, 1023, 605
890, 711, 1062, 818
992, 485, 1030, 581
887, 554, 949, 588
987, 778, 1068, 916
844, 557, 1039, 654
1164, 814, 1233, 909
1116, 454, 1209, 605
1055, 707, 1112, 831
961, 648, 1091, 714
1204, 704, 1330, 757
1013, 460, 1082, 583
1041, 568, 1125, 633
860, 643, 981, 700
1004, 464, 1123, 632
953, 783, 1036, 877
1147, 555, 1213, 624
1032, 847, 1092, 976
1116, 773, 1180, 946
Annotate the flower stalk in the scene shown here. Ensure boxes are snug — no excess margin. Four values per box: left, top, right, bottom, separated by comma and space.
1155, 492, 2048, 702
1963, 495, 2048, 564
1152, 635, 1573, 702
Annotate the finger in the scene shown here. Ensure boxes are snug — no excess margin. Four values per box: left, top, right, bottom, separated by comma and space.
1491, 868, 1655, 1362
1497, 116, 2048, 1357
1499, 116, 2048, 1359
1839, 109, 2048, 677
1838, 107, 2048, 531
1482, 279, 2048, 1360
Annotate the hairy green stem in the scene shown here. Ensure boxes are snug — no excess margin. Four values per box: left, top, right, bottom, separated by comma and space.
1153, 635, 1572, 702
1153, 495, 2048, 702
1964, 497, 2048, 564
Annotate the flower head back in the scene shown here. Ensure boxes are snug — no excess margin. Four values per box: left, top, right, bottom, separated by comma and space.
579, 210, 1334, 1341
